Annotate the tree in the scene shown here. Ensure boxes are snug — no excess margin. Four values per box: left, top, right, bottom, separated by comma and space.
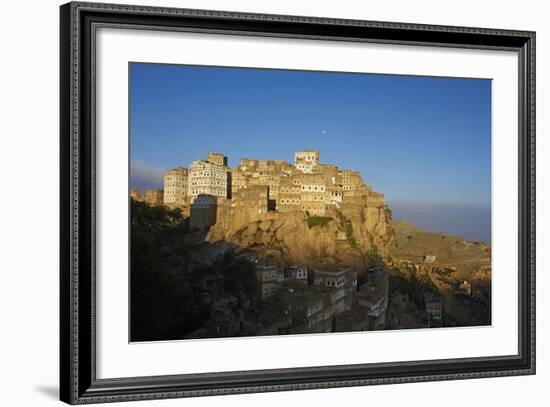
129, 199, 208, 341
218, 249, 257, 300
365, 245, 384, 268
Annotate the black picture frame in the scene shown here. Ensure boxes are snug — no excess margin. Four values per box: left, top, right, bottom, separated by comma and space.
60, 1, 536, 404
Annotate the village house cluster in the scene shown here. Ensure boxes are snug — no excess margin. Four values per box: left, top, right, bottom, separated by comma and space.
131, 150, 385, 231
187, 259, 390, 338
132, 150, 394, 336
387, 256, 490, 327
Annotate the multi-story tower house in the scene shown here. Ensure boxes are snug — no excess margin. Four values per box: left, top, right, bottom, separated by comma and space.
279, 170, 336, 215
190, 194, 218, 231
357, 266, 390, 329
311, 164, 343, 206
229, 167, 247, 195
298, 173, 331, 216
188, 153, 229, 203
277, 176, 301, 212
295, 150, 320, 173
341, 169, 365, 197
312, 267, 355, 316
255, 260, 285, 300
163, 167, 188, 207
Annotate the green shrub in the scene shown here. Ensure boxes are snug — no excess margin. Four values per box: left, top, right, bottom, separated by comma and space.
307, 216, 333, 228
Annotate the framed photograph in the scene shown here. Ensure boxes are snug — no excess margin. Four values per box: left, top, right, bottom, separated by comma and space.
60, 1, 535, 404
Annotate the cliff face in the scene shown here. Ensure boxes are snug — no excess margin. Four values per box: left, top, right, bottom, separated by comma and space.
206, 195, 394, 268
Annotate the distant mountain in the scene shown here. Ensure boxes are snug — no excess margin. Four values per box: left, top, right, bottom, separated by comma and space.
389, 203, 491, 243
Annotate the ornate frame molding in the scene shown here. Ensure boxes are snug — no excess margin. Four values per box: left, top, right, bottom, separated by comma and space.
60, 2, 535, 404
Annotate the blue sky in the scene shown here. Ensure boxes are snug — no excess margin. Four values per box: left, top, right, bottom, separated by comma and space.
130, 63, 492, 242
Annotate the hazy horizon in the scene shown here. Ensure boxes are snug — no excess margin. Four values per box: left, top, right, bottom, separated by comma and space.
129, 63, 492, 243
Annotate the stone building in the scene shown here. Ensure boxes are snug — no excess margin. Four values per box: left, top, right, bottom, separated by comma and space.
278, 167, 347, 215
256, 262, 285, 299
140, 149, 382, 227
357, 266, 389, 329
424, 292, 442, 320
327, 185, 343, 205
130, 189, 142, 201
277, 176, 302, 212
312, 163, 338, 175
281, 285, 332, 333
248, 173, 280, 206
295, 150, 320, 173
144, 189, 163, 206
341, 170, 365, 197
312, 268, 349, 288
298, 173, 331, 215
188, 153, 229, 203
189, 194, 217, 231
207, 152, 228, 167
284, 266, 308, 283
312, 268, 355, 316
239, 158, 257, 170
222, 150, 371, 216
210, 185, 269, 234
231, 159, 294, 209
229, 168, 247, 193
163, 167, 188, 207
231, 185, 269, 217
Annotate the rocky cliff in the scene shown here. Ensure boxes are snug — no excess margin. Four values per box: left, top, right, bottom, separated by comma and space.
206, 195, 394, 268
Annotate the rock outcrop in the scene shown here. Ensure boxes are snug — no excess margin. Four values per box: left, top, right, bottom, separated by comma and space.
206, 194, 394, 269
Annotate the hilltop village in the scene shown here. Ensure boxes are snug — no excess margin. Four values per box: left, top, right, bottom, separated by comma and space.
134, 150, 394, 263
130, 151, 491, 340
132, 150, 385, 227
